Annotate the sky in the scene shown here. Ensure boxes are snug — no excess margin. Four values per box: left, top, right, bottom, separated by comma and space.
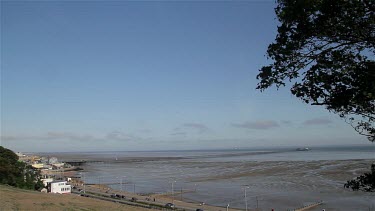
1, 1, 371, 152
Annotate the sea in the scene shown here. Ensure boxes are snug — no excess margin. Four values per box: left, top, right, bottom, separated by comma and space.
53, 145, 375, 210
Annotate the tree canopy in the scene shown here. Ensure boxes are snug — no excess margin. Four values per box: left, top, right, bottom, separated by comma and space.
257, 0, 375, 141
0, 146, 43, 190
344, 164, 375, 192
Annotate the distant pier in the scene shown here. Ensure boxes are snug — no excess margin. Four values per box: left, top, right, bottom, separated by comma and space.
64, 160, 103, 166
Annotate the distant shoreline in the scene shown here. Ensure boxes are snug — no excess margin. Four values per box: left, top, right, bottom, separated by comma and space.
21, 143, 375, 154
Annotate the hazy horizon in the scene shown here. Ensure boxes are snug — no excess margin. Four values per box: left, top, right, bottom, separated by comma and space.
9, 143, 375, 154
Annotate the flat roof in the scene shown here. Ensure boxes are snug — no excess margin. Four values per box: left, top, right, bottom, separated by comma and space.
50, 180, 67, 184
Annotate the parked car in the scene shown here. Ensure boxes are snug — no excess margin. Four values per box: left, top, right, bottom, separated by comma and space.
165, 203, 175, 208
130, 197, 138, 202
196, 209, 204, 211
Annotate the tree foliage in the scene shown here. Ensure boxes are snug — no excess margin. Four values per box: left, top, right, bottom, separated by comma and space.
257, 0, 375, 141
344, 163, 375, 192
0, 146, 44, 190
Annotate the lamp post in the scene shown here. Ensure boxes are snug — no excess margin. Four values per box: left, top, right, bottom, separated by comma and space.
121, 176, 126, 192
82, 172, 86, 194
226, 203, 230, 211
243, 186, 249, 211
98, 176, 101, 190
116, 176, 120, 191
171, 180, 176, 204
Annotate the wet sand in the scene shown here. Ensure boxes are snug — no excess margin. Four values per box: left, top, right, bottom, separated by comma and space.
44, 152, 375, 211
177, 159, 374, 210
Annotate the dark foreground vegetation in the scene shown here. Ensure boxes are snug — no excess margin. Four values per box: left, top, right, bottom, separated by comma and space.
345, 163, 375, 192
0, 146, 43, 190
258, 0, 374, 141
258, 0, 374, 192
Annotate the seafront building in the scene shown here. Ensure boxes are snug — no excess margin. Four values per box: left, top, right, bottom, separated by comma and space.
41, 178, 54, 187
48, 181, 71, 194
31, 163, 44, 169
16, 152, 73, 194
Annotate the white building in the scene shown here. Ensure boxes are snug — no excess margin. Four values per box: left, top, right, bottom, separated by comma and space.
52, 163, 65, 169
48, 181, 71, 194
49, 157, 58, 164
16, 152, 26, 157
41, 178, 54, 187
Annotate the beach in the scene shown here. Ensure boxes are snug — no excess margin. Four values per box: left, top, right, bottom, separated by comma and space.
38, 146, 375, 211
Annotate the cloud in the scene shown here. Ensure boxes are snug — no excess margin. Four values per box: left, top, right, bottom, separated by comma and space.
46, 132, 94, 141
303, 117, 332, 126
182, 123, 210, 133
281, 120, 292, 125
1, 131, 138, 143
1, 133, 93, 141
105, 131, 134, 141
0, 135, 22, 141
138, 129, 152, 134
170, 132, 187, 136
232, 120, 279, 130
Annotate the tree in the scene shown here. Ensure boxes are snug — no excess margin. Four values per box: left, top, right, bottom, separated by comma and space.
0, 146, 43, 190
257, 0, 375, 141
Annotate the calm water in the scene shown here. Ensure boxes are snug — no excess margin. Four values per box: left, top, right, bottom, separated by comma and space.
58, 145, 375, 210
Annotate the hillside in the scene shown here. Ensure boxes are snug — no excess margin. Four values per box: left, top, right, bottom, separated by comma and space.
0, 185, 149, 211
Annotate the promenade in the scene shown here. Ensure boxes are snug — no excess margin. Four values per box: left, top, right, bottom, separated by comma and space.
72, 179, 245, 211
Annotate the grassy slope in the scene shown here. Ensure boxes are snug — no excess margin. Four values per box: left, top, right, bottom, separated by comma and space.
0, 185, 149, 211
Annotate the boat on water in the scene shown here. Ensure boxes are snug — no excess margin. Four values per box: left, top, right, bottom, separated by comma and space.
296, 147, 310, 151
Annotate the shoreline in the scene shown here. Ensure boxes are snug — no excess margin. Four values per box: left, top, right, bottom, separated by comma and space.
69, 175, 244, 211
32, 150, 375, 211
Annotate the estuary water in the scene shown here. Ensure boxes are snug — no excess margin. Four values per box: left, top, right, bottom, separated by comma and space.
56, 145, 375, 210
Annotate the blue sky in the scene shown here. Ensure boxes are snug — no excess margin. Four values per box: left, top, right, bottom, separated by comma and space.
1, 1, 370, 152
